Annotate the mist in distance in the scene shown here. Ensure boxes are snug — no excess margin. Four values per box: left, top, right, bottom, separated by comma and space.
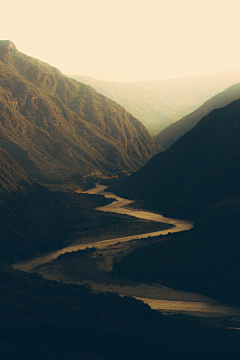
1, 0, 240, 83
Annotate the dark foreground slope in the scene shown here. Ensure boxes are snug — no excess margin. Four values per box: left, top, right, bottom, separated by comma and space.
2, 154, 240, 359
112, 99, 240, 305
3, 264, 240, 360
0, 41, 161, 188
0, 148, 67, 261
0, 147, 156, 263
155, 82, 240, 149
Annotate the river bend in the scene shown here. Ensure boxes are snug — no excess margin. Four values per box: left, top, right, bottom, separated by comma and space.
12, 185, 240, 318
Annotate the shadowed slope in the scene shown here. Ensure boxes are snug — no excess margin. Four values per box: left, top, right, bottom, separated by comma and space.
112, 99, 240, 305
111, 98, 240, 219
0, 148, 66, 261
155, 82, 240, 149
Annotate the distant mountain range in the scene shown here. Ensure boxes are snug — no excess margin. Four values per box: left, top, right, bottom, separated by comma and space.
130, 69, 240, 112
72, 75, 185, 135
73, 70, 240, 136
155, 82, 240, 149
0, 40, 161, 188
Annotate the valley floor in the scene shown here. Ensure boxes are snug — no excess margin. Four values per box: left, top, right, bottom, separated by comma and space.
13, 185, 240, 328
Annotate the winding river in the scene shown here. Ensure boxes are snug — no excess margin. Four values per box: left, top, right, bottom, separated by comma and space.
12, 185, 240, 318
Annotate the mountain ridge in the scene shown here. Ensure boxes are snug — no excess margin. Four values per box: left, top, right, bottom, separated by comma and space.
0, 147, 67, 261
72, 74, 184, 136
0, 40, 161, 188
111, 98, 240, 219
154, 82, 240, 149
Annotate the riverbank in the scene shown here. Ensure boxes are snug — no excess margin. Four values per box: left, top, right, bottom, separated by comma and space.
3, 262, 240, 360
31, 236, 240, 320
12, 185, 240, 322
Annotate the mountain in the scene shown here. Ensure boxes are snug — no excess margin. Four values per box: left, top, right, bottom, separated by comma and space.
111, 99, 240, 305
0, 41, 161, 189
72, 75, 184, 136
131, 69, 240, 113
0, 147, 66, 261
155, 82, 240, 149
111, 98, 240, 218
1, 109, 240, 358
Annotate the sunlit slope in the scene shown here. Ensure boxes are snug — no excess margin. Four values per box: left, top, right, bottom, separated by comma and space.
155, 82, 240, 149
72, 75, 184, 136
0, 41, 161, 187
112, 99, 240, 218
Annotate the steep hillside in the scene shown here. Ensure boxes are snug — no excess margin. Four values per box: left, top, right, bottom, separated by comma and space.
72, 75, 184, 135
155, 82, 240, 149
0, 148, 66, 261
111, 98, 240, 219
131, 70, 240, 113
112, 99, 240, 305
0, 41, 161, 188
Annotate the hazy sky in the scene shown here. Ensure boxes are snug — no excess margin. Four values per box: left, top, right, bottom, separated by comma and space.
1, 0, 240, 82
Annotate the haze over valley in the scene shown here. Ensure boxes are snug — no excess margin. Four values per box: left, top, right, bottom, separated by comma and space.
1, 1, 240, 357
73, 70, 240, 136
